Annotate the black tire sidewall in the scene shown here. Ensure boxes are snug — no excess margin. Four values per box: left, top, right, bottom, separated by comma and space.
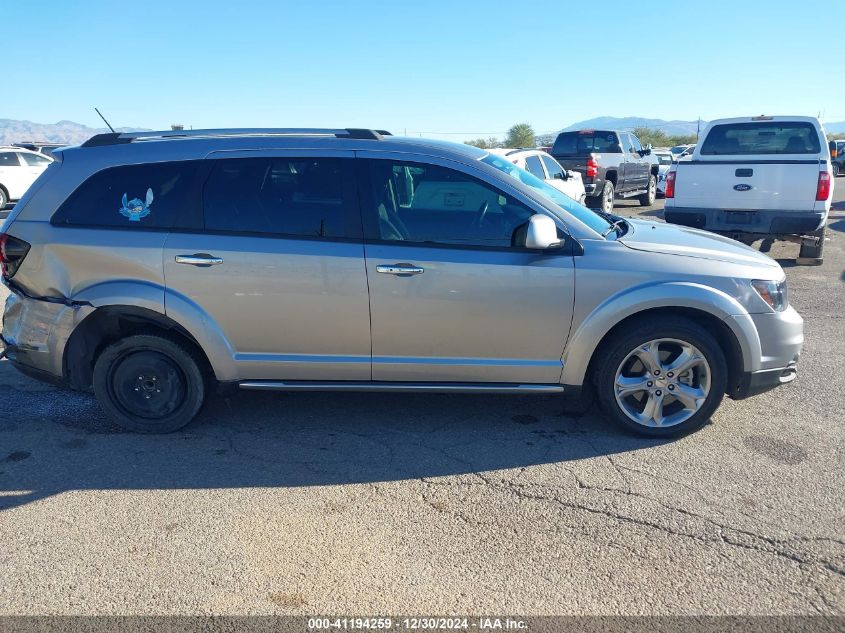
93, 334, 206, 433
595, 318, 728, 438
0, 188, 7, 208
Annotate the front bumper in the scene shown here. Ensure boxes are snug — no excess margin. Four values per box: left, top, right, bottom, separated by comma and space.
733, 363, 798, 399
664, 207, 826, 234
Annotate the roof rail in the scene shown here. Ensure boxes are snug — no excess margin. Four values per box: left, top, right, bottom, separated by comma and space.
81, 128, 391, 148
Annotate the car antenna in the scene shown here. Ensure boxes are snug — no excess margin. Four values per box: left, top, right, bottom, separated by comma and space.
94, 107, 116, 134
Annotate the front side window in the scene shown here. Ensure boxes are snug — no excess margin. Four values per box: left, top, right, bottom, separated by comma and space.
540, 154, 563, 178
20, 152, 51, 166
700, 122, 822, 155
0, 152, 20, 167
202, 157, 354, 238
366, 160, 536, 248
630, 135, 643, 152
524, 155, 547, 180
52, 160, 203, 228
621, 134, 635, 154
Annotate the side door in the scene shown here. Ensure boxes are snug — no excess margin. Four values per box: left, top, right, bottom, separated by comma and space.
523, 153, 548, 182
357, 153, 575, 385
0, 151, 25, 199
163, 150, 372, 381
628, 134, 650, 189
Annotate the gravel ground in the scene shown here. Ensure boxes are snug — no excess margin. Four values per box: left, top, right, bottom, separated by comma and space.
0, 189, 843, 616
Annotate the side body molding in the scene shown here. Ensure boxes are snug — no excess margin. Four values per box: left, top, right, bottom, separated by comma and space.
560, 281, 762, 386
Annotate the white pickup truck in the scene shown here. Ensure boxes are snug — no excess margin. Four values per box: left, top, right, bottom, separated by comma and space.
664, 116, 833, 264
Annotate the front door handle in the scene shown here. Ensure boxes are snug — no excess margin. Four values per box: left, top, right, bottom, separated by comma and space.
376, 263, 424, 276
175, 254, 224, 267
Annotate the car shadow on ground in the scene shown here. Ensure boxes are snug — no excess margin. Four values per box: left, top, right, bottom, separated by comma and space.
0, 366, 674, 511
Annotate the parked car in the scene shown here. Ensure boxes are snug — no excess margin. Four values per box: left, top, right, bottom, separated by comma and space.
12, 142, 64, 158
0, 128, 802, 437
0, 147, 53, 208
664, 116, 833, 265
670, 144, 695, 160
653, 149, 674, 197
487, 148, 586, 203
550, 130, 659, 213
830, 139, 844, 177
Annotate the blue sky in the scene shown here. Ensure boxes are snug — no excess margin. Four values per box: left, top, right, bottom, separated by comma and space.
4, 0, 844, 140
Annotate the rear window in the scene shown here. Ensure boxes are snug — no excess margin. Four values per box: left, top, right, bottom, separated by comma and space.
552, 131, 620, 155
52, 161, 203, 229
700, 122, 822, 155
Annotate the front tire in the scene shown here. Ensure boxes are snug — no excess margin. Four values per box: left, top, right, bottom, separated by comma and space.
639, 175, 657, 206
0, 188, 8, 209
594, 317, 728, 437
93, 333, 207, 433
833, 163, 841, 177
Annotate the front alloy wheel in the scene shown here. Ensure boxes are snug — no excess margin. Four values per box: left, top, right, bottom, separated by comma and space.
595, 317, 727, 437
614, 338, 710, 428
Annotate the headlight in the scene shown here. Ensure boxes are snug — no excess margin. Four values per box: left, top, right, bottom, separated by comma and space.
752, 279, 788, 311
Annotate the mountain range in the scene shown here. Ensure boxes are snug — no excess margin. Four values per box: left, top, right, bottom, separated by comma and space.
0, 119, 150, 146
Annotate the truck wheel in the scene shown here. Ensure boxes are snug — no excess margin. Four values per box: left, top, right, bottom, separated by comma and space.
639, 175, 657, 206
0, 188, 7, 209
93, 333, 207, 433
594, 317, 727, 438
591, 181, 615, 214
834, 163, 840, 177
797, 226, 825, 265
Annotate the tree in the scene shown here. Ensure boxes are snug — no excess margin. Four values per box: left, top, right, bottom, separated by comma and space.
504, 123, 535, 148
631, 126, 697, 148
465, 137, 502, 149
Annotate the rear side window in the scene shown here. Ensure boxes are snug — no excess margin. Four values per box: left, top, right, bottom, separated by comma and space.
202, 157, 356, 238
0, 152, 21, 167
524, 155, 546, 179
552, 131, 621, 155
700, 122, 822, 155
20, 153, 51, 166
52, 161, 203, 229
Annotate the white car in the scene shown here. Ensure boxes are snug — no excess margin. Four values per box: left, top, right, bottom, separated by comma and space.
488, 148, 586, 204
653, 149, 674, 196
0, 147, 53, 208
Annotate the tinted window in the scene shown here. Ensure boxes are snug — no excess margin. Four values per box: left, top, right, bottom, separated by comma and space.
524, 155, 546, 179
53, 160, 202, 228
700, 122, 822, 155
367, 160, 536, 248
620, 134, 635, 153
630, 135, 643, 152
0, 152, 20, 167
20, 152, 50, 166
540, 154, 563, 178
552, 131, 621, 155
203, 157, 353, 238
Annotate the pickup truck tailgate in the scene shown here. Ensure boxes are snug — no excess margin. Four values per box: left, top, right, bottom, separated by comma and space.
674, 160, 819, 211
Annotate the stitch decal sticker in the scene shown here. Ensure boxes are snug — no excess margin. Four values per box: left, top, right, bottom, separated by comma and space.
119, 188, 154, 221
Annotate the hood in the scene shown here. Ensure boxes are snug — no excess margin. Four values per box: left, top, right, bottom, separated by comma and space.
619, 218, 781, 269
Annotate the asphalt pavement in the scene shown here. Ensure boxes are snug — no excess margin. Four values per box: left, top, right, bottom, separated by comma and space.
0, 188, 843, 615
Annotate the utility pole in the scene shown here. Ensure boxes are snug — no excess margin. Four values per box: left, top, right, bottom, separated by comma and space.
696, 117, 701, 142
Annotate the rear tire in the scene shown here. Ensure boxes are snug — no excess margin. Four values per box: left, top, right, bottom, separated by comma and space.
588, 180, 615, 214
797, 225, 825, 265
0, 188, 7, 209
639, 175, 657, 206
93, 333, 207, 433
594, 317, 728, 438
833, 163, 841, 177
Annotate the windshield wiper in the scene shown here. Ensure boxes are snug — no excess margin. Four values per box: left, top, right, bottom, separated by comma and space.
602, 218, 627, 238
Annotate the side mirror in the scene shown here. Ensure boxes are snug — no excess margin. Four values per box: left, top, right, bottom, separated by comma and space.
525, 214, 561, 249
642, 143, 652, 156
554, 171, 567, 180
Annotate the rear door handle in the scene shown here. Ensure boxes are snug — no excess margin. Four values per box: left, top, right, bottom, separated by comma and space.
175, 254, 224, 266
376, 263, 424, 275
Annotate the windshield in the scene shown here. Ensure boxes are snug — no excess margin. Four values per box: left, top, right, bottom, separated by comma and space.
655, 153, 673, 165
480, 153, 611, 236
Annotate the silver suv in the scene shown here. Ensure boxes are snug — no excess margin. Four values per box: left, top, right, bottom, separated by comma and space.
0, 128, 803, 437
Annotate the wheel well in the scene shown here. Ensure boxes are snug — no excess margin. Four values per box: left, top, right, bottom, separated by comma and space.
586, 307, 744, 395
650, 165, 659, 176
63, 306, 214, 390
605, 170, 617, 186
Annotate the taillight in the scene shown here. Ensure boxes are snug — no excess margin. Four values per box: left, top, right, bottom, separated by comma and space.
0, 233, 31, 279
665, 171, 676, 198
586, 154, 598, 179
816, 171, 831, 201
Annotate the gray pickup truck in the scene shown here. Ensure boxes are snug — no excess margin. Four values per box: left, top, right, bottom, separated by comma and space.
551, 130, 659, 213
